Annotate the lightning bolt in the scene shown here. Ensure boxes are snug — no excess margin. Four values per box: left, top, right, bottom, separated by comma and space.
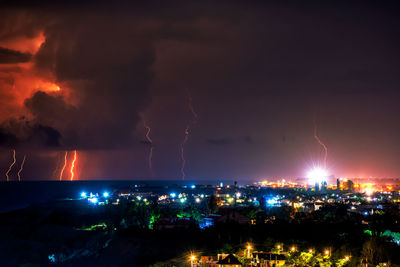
180, 126, 190, 180
5, 149, 16, 182
17, 154, 26, 182
314, 125, 328, 168
59, 151, 68, 181
143, 120, 154, 177
188, 95, 199, 122
180, 95, 198, 180
70, 150, 77, 181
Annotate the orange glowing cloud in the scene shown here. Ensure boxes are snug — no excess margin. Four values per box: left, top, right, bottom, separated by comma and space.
0, 31, 63, 123
0, 31, 45, 54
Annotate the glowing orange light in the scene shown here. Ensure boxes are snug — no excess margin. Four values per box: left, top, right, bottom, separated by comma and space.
70, 150, 77, 181
17, 154, 27, 182
0, 31, 45, 54
59, 151, 68, 181
5, 149, 16, 182
365, 188, 374, 196
0, 30, 64, 125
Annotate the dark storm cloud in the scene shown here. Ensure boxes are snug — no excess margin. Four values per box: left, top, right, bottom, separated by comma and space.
140, 140, 152, 145
0, 9, 162, 150
207, 138, 232, 146
243, 136, 253, 144
1, 1, 400, 180
0, 118, 61, 148
28, 125, 61, 147
0, 129, 18, 147
0, 47, 31, 63
207, 136, 254, 146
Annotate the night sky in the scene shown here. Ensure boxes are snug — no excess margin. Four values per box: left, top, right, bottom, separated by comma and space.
1, 1, 400, 181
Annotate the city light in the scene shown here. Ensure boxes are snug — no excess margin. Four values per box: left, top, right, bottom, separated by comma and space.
189, 254, 196, 267
103, 192, 110, 198
266, 197, 279, 206
80, 192, 87, 198
170, 193, 176, 198
324, 249, 330, 256
88, 197, 98, 204
365, 188, 373, 196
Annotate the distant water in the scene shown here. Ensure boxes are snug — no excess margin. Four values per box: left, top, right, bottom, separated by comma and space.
0, 180, 239, 213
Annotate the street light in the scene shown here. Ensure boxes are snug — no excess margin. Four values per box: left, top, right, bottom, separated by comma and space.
290, 246, 296, 252
324, 249, 330, 257
246, 243, 252, 258
189, 254, 196, 267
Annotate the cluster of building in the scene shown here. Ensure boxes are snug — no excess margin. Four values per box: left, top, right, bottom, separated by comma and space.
190, 252, 285, 267
77, 178, 400, 228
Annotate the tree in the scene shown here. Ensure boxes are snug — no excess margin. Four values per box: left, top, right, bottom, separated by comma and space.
208, 194, 218, 214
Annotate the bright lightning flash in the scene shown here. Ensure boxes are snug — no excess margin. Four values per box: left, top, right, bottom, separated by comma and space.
70, 150, 77, 181
5, 149, 16, 182
307, 167, 328, 185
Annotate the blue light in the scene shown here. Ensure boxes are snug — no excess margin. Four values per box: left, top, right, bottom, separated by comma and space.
103, 192, 110, 198
48, 254, 56, 263
88, 197, 98, 204
170, 193, 176, 198
266, 197, 279, 206
80, 192, 87, 198
191, 185, 196, 189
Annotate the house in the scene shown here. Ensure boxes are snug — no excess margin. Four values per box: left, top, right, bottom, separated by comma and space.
153, 217, 196, 230
250, 252, 286, 267
216, 254, 242, 267
199, 255, 219, 267
216, 208, 250, 224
